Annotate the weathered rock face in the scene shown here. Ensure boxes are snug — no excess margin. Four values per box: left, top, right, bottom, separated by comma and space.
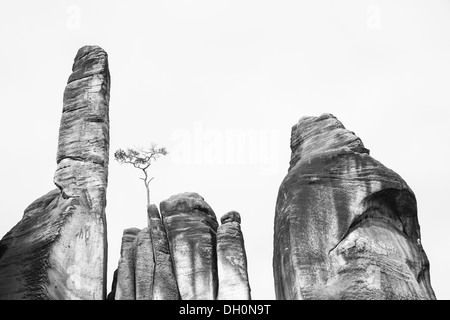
148, 205, 180, 300
115, 228, 140, 300
160, 192, 219, 300
273, 113, 436, 300
0, 45, 110, 300
110, 205, 180, 300
217, 211, 251, 300
109, 195, 251, 300
135, 227, 155, 300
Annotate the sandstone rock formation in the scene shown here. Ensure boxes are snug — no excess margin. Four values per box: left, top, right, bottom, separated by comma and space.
115, 228, 140, 300
217, 211, 251, 300
109, 205, 180, 300
160, 192, 219, 300
0, 45, 110, 300
110, 194, 251, 300
148, 204, 179, 300
135, 227, 155, 300
273, 113, 436, 300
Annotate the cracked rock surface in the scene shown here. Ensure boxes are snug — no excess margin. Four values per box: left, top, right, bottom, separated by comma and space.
273, 113, 436, 300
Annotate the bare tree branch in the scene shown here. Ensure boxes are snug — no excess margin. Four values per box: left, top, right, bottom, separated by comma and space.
114, 144, 167, 207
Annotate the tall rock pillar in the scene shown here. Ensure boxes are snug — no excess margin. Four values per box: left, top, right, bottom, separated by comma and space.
217, 211, 251, 300
0, 45, 110, 300
160, 192, 219, 300
115, 228, 140, 300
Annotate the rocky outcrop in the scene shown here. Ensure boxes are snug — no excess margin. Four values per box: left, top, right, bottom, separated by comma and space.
135, 227, 155, 300
0, 45, 110, 300
273, 113, 436, 300
110, 205, 180, 300
110, 194, 251, 300
148, 205, 179, 300
217, 211, 251, 300
115, 228, 140, 300
160, 192, 219, 300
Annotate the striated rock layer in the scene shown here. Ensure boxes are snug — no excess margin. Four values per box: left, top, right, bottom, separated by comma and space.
160, 192, 219, 300
273, 113, 435, 300
0, 45, 110, 300
217, 211, 251, 300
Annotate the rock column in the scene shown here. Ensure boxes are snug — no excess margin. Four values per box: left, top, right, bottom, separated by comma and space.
0, 45, 110, 300
148, 205, 180, 300
135, 227, 154, 300
115, 228, 140, 300
160, 192, 219, 300
217, 211, 251, 300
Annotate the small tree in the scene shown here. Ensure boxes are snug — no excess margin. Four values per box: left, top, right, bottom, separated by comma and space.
114, 144, 168, 295
114, 144, 168, 207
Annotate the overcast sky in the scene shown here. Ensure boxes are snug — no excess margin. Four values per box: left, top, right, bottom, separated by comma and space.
1, 0, 449, 300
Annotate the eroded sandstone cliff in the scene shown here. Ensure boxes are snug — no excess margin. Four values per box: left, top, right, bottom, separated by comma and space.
273, 113, 435, 300
0, 45, 110, 300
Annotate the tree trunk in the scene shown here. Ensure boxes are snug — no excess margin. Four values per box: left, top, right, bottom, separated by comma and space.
145, 182, 150, 207
144, 176, 156, 298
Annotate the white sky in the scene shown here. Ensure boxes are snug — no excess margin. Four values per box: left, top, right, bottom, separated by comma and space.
1, 0, 449, 300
